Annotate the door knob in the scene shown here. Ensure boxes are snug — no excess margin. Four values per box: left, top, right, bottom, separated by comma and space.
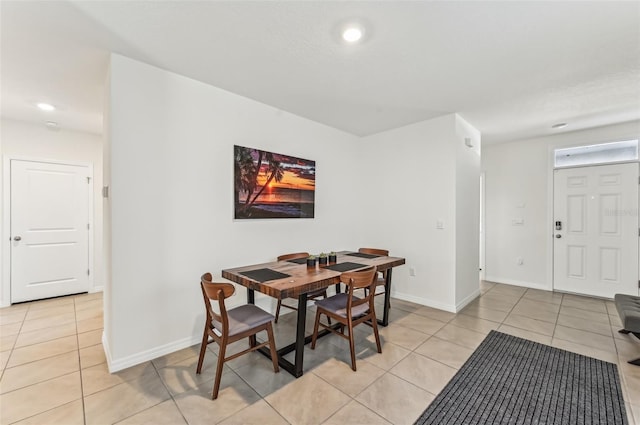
13, 236, 21, 241
555, 234, 562, 238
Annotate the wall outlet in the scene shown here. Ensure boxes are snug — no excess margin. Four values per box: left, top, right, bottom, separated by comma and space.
436, 220, 444, 229
517, 257, 524, 265
409, 267, 416, 277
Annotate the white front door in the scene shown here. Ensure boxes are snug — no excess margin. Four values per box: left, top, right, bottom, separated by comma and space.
553, 163, 639, 298
10, 160, 91, 303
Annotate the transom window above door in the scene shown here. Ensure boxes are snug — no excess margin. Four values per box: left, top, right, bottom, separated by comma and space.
554, 139, 638, 168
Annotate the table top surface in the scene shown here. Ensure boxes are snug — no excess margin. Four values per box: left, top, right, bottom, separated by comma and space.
222, 251, 405, 299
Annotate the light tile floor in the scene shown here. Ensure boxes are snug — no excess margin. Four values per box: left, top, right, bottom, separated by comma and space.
1, 283, 639, 424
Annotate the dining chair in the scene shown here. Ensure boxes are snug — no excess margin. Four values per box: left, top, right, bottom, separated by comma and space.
358, 248, 390, 307
275, 252, 329, 323
310, 266, 381, 371
196, 273, 279, 399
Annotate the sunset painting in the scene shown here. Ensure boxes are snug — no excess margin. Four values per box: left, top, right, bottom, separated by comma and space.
234, 145, 315, 219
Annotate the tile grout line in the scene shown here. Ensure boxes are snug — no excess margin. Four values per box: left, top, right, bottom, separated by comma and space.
0, 307, 28, 382
312, 368, 388, 425
88, 355, 180, 424
73, 296, 88, 425
2, 287, 636, 425
374, 299, 467, 422
1, 297, 83, 424
482, 284, 525, 328
549, 292, 563, 344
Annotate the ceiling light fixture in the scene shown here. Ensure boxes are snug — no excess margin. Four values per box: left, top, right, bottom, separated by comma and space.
551, 123, 567, 129
342, 26, 363, 43
37, 102, 55, 111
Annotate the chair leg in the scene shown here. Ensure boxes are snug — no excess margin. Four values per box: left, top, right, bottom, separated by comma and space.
323, 292, 332, 325
275, 300, 282, 323
311, 310, 322, 349
629, 357, 640, 366
212, 343, 226, 400
266, 322, 280, 373
348, 324, 357, 371
196, 328, 209, 374
371, 316, 382, 354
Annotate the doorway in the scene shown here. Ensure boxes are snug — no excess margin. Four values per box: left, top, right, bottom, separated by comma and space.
9, 159, 92, 303
553, 162, 639, 298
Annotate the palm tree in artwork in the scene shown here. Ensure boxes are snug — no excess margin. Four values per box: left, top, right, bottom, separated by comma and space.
234, 146, 256, 211
244, 152, 284, 213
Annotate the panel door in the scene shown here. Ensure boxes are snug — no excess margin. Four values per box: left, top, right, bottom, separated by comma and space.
10, 160, 90, 303
553, 163, 639, 298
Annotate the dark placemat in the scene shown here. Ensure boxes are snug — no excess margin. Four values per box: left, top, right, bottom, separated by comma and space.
286, 258, 307, 264
345, 252, 381, 259
239, 268, 291, 282
324, 262, 368, 272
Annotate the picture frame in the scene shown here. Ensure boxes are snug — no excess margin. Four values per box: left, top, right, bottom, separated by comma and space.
234, 145, 315, 219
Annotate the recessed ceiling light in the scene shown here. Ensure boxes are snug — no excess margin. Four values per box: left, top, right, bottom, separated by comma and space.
342, 26, 363, 43
551, 123, 567, 129
37, 102, 55, 111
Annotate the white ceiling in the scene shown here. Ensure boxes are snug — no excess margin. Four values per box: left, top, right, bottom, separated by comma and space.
1, 1, 639, 144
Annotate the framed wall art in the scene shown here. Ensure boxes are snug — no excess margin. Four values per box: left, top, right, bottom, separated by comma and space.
234, 145, 315, 219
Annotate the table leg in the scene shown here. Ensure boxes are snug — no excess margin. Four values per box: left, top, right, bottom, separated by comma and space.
379, 268, 393, 327
292, 293, 307, 376
247, 288, 257, 346
247, 288, 255, 304
254, 292, 336, 378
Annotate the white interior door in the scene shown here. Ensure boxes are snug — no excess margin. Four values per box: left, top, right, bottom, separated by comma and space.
10, 160, 91, 303
553, 162, 639, 298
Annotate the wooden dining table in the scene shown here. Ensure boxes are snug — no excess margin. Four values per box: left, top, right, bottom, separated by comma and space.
221, 251, 405, 377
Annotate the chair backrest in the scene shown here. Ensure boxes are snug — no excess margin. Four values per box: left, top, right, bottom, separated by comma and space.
359, 248, 389, 279
277, 252, 310, 261
200, 273, 236, 336
341, 267, 377, 315
359, 247, 389, 256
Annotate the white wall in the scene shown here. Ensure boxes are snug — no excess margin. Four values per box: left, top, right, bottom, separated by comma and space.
102, 65, 113, 359
482, 120, 640, 290
106, 54, 364, 370
0, 118, 104, 306
358, 114, 481, 312
454, 116, 481, 309
106, 54, 483, 371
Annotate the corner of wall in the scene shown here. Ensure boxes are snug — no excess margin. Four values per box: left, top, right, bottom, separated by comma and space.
0, 154, 8, 307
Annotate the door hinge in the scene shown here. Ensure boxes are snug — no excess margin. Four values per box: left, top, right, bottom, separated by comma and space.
87, 223, 90, 230
87, 176, 91, 184
87, 269, 90, 276
638, 280, 640, 289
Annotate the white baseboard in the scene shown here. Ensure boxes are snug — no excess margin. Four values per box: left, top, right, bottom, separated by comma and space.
391, 290, 457, 313
484, 276, 551, 291
455, 289, 480, 312
105, 333, 201, 373
91, 286, 104, 293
